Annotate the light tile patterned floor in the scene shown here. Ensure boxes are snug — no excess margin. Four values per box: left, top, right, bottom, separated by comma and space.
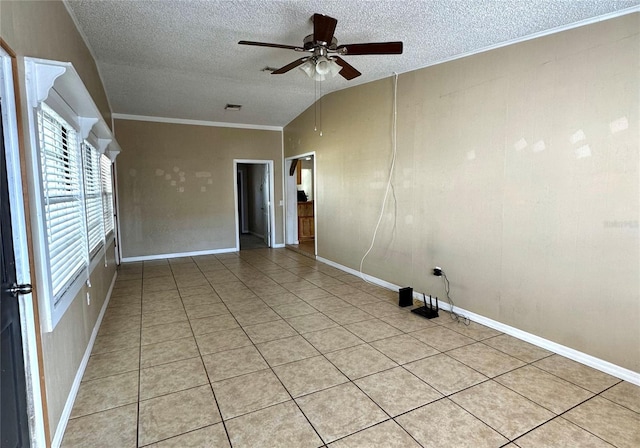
62, 249, 640, 447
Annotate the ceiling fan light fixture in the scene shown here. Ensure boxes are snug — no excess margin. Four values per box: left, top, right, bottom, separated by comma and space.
240, 13, 402, 82
299, 60, 316, 78
315, 56, 331, 75
299, 57, 341, 81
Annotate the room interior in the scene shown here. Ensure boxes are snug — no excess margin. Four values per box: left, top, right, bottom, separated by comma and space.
1, 1, 638, 447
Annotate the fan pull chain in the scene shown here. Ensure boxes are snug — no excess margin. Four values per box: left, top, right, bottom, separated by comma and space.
314, 80, 317, 132
319, 81, 323, 137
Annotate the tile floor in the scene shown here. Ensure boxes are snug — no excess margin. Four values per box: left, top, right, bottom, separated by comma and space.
62, 248, 640, 447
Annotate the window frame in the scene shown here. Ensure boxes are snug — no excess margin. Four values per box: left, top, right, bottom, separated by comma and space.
83, 139, 105, 257
24, 58, 121, 331
37, 103, 88, 303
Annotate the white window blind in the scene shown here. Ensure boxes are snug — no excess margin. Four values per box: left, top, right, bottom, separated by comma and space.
83, 141, 103, 255
101, 154, 114, 235
38, 104, 87, 303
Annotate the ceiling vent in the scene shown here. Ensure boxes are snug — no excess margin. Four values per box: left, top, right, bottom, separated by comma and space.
225, 104, 242, 111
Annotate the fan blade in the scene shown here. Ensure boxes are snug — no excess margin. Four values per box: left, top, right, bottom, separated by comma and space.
333, 57, 361, 80
336, 42, 403, 55
238, 40, 304, 51
271, 57, 309, 74
313, 14, 338, 44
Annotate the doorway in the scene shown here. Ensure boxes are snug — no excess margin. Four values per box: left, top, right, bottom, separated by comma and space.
1, 97, 30, 448
1, 44, 46, 446
234, 160, 275, 250
285, 153, 316, 257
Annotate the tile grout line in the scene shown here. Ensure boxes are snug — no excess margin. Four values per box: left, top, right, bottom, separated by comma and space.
213, 250, 499, 445
236, 251, 421, 445
197, 257, 329, 446
135, 262, 145, 448
97, 250, 638, 448
178, 257, 236, 448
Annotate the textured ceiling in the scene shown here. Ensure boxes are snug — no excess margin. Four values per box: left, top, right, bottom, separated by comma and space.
65, 0, 639, 128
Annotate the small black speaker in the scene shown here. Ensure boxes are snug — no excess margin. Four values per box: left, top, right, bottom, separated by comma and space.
399, 287, 413, 307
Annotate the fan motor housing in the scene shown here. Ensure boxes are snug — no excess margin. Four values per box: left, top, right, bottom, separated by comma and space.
303, 34, 338, 51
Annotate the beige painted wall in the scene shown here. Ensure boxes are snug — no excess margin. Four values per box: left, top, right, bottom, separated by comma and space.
1, 0, 117, 437
115, 119, 283, 258
40, 244, 117, 437
284, 14, 640, 372
1, 0, 111, 125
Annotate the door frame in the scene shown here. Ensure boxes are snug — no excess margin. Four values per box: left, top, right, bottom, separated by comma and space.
236, 168, 249, 234
233, 159, 275, 250
1, 43, 48, 447
284, 151, 317, 255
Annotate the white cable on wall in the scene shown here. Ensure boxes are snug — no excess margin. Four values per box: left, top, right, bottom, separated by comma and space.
359, 72, 399, 281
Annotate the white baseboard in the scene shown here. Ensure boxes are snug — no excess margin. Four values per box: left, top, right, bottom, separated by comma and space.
317, 256, 402, 291
51, 271, 118, 448
121, 247, 237, 262
273, 243, 285, 248
316, 256, 640, 386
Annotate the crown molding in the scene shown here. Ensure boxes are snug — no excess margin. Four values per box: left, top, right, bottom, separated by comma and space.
112, 113, 283, 132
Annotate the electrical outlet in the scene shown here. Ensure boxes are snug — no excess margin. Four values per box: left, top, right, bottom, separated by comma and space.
433, 266, 443, 276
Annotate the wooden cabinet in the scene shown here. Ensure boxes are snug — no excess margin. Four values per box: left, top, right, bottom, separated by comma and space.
297, 201, 314, 241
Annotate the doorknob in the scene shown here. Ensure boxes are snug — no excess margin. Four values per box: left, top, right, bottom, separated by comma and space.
5, 283, 33, 295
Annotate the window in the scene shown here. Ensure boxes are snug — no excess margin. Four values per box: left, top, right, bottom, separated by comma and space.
101, 154, 114, 235
83, 141, 103, 255
38, 104, 87, 303
25, 57, 122, 331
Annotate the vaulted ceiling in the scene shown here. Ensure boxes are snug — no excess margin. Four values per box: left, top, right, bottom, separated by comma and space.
65, 0, 640, 128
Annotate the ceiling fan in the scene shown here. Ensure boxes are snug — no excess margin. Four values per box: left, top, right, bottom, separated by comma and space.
239, 13, 403, 81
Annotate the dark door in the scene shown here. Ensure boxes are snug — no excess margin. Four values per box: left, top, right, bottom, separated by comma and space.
0, 100, 30, 447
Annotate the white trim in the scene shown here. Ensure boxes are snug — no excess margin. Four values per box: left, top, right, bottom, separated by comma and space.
24, 57, 123, 332
1, 48, 47, 448
316, 256, 640, 386
285, 152, 317, 255
121, 247, 237, 263
77, 116, 99, 140
312, 154, 318, 256
233, 164, 240, 251
51, 271, 117, 448
284, 158, 298, 245
400, 6, 640, 77
317, 256, 401, 291
267, 162, 275, 247
451, 307, 640, 386
280, 132, 286, 246
112, 113, 283, 132
26, 62, 67, 108
113, 159, 123, 264
273, 243, 285, 248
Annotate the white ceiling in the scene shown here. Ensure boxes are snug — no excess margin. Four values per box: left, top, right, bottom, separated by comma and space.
65, 0, 639, 128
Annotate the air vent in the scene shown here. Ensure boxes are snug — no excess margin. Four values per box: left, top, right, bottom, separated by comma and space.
225, 104, 242, 111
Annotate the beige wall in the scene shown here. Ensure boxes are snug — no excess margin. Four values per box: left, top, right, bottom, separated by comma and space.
1, 0, 111, 125
40, 244, 117, 438
284, 14, 640, 372
1, 0, 117, 437
115, 119, 283, 258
